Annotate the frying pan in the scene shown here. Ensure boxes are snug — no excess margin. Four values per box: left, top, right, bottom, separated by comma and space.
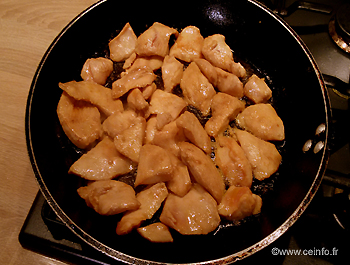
25, 0, 330, 263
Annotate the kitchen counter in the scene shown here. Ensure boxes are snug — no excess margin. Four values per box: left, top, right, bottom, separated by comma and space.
0, 1, 96, 264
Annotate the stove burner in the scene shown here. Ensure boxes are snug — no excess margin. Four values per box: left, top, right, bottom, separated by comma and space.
329, 3, 350, 53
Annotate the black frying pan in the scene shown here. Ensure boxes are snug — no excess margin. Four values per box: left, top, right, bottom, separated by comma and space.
25, 0, 330, 263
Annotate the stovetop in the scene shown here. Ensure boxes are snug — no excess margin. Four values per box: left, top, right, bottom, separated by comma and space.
19, 0, 350, 264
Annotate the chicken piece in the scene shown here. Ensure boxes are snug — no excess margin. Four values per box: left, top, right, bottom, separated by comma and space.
57, 92, 102, 149
160, 184, 220, 235
135, 22, 178, 57
137, 222, 173, 243
244, 74, 272, 103
195, 59, 243, 98
149, 89, 187, 125
114, 117, 146, 162
109, 22, 138, 62
180, 62, 216, 115
144, 115, 158, 144
166, 153, 191, 197
176, 111, 211, 154
169, 25, 204, 62
102, 110, 137, 138
141, 83, 156, 100
236, 103, 285, 141
116, 182, 168, 235
112, 66, 156, 99
235, 129, 282, 180
205, 93, 245, 137
127, 88, 149, 112
125, 56, 163, 72
81, 57, 113, 85
77, 180, 140, 215
218, 186, 262, 221
135, 144, 174, 187
152, 120, 186, 158
59, 81, 123, 117
202, 34, 246, 78
69, 137, 133, 180
123, 52, 137, 69
161, 55, 183, 92
215, 135, 253, 187
179, 142, 225, 203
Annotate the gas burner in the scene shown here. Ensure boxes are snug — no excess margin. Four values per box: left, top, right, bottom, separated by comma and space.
329, 3, 350, 53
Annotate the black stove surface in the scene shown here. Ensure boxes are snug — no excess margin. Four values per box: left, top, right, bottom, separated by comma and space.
20, 0, 350, 264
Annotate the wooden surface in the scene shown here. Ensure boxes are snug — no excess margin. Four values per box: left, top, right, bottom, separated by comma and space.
0, 1, 97, 264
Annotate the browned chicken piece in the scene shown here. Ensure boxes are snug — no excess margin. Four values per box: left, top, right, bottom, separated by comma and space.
235, 129, 282, 180
180, 62, 216, 115
195, 59, 244, 98
243, 74, 272, 103
112, 66, 156, 99
135, 22, 178, 57
202, 34, 246, 78
236, 103, 285, 141
169, 25, 204, 62
205, 92, 245, 137
59, 81, 123, 117
149, 89, 187, 125
57, 92, 102, 149
179, 142, 225, 203
81, 57, 113, 85
160, 184, 220, 235
166, 153, 191, 197
77, 180, 140, 215
161, 55, 184, 92
127, 88, 149, 112
144, 116, 158, 144
152, 120, 186, 158
134, 144, 174, 187
102, 110, 137, 138
141, 83, 157, 100
137, 222, 173, 243
176, 111, 211, 154
218, 186, 262, 221
123, 52, 137, 69
114, 117, 146, 163
69, 137, 133, 180
109, 22, 138, 62
116, 182, 168, 235
125, 56, 163, 72
215, 135, 253, 188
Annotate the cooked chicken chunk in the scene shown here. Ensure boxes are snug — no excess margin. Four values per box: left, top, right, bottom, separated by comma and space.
161, 55, 183, 92
123, 52, 137, 69
137, 222, 173, 243
202, 34, 246, 78
112, 66, 156, 99
59, 81, 123, 117
205, 93, 245, 137
135, 22, 178, 57
218, 186, 262, 221
236, 103, 285, 141
125, 55, 163, 72
166, 153, 191, 197
57, 92, 102, 149
114, 117, 146, 162
69, 137, 133, 180
180, 62, 216, 115
134, 144, 174, 187
116, 182, 168, 235
144, 116, 158, 144
169, 26, 204, 62
243, 74, 272, 103
179, 142, 225, 203
176, 111, 211, 154
195, 59, 243, 97
77, 180, 140, 215
109, 22, 138, 62
81, 57, 113, 85
160, 184, 220, 235
102, 110, 137, 138
126, 88, 149, 112
235, 129, 282, 180
215, 135, 253, 187
141, 83, 157, 100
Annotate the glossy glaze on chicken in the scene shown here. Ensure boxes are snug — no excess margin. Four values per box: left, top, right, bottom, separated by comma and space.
56, 22, 285, 243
